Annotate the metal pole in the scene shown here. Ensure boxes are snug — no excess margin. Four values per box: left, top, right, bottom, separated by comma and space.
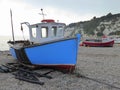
38, 9, 46, 20
41, 8, 44, 19
10, 9, 15, 43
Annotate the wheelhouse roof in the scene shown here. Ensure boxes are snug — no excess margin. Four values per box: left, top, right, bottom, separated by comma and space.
31, 22, 66, 26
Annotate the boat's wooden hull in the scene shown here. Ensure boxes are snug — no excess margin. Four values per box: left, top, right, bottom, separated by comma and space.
8, 36, 80, 72
82, 40, 114, 47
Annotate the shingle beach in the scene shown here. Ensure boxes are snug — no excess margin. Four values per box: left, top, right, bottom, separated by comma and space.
0, 46, 120, 90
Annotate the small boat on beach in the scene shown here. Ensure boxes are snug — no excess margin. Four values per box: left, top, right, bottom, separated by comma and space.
82, 39, 114, 47
102, 35, 120, 44
7, 10, 81, 72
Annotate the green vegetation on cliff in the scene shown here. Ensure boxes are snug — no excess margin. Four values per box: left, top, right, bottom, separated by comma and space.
67, 13, 120, 36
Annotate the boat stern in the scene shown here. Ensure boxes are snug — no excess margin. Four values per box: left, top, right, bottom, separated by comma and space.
9, 47, 17, 59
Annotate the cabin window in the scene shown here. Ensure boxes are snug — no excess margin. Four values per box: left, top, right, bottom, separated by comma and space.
41, 27, 48, 38
51, 26, 57, 37
31, 27, 37, 38
57, 26, 64, 36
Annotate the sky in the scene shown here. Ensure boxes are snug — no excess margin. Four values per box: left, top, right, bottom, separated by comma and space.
0, 0, 120, 36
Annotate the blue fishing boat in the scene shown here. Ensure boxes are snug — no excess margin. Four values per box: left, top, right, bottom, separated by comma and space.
8, 10, 81, 72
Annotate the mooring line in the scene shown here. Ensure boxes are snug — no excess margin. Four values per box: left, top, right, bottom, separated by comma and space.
78, 74, 120, 89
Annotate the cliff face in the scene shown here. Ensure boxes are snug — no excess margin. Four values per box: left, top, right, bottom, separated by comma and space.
67, 13, 120, 37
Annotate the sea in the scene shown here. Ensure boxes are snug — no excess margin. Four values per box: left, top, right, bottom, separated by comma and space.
0, 36, 26, 51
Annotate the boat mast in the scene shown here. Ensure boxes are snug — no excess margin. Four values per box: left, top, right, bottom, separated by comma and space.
10, 9, 15, 43
39, 8, 46, 20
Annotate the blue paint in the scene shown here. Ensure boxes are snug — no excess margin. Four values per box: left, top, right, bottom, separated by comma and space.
25, 38, 79, 65
9, 34, 81, 65
76, 34, 81, 43
10, 48, 17, 59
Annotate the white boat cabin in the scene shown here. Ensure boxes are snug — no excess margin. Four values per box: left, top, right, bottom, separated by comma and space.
22, 19, 66, 44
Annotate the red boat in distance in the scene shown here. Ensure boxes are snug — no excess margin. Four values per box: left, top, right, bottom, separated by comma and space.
82, 39, 114, 47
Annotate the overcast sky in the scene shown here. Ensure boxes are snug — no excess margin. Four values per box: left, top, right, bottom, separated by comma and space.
0, 0, 120, 36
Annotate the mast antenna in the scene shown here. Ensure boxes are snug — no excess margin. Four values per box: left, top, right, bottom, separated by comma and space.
39, 8, 46, 19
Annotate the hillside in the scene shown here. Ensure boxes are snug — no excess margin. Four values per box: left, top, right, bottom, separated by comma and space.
66, 13, 120, 37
